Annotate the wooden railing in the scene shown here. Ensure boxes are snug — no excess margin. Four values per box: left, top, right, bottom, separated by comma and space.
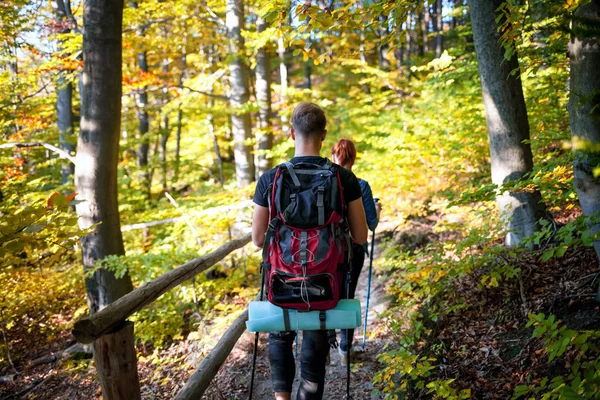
72, 232, 254, 400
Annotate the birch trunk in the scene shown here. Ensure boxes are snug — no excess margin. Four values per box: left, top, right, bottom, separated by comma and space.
277, 36, 289, 135
255, 16, 273, 176
226, 0, 255, 187
160, 26, 169, 191
76, 0, 139, 397
405, 13, 412, 64
434, 0, 443, 58
422, 2, 431, 53
568, 0, 600, 270
470, 0, 546, 247
174, 50, 186, 184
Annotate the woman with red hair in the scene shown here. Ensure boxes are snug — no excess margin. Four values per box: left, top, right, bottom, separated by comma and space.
331, 138, 381, 366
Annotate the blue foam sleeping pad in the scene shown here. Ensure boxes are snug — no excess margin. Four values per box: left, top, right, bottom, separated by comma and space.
246, 300, 362, 332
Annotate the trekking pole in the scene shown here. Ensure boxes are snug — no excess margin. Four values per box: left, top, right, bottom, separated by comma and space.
249, 265, 265, 400
362, 199, 378, 351
346, 266, 351, 400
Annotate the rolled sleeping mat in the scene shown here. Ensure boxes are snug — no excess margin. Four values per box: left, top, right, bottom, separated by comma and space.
246, 299, 361, 333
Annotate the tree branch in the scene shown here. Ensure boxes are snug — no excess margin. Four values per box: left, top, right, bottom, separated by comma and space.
0, 82, 52, 111
0, 142, 77, 165
181, 86, 229, 100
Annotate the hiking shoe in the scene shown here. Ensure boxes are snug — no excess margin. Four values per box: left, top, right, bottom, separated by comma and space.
338, 347, 349, 367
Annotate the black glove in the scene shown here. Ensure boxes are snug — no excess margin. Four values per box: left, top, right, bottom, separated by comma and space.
327, 329, 338, 349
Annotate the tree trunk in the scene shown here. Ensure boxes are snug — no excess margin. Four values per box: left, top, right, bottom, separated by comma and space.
92, 322, 140, 400
76, 0, 139, 397
304, 60, 312, 89
395, 27, 404, 68
434, 0, 443, 58
568, 0, 600, 276
255, 16, 273, 176
130, 1, 150, 197
423, 2, 431, 53
174, 50, 186, 184
417, 8, 425, 57
226, 0, 255, 187
378, 14, 390, 70
206, 45, 224, 187
57, 79, 74, 184
53, 0, 75, 184
136, 49, 150, 197
405, 13, 412, 64
160, 26, 169, 191
470, 0, 546, 247
277, 36, 289, 136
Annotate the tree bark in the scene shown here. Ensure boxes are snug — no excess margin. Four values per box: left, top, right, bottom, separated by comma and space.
226, 0, 255, 187
130, 1, 150, 197
422, 1, 431, 54
417, 7, 425, 57
304, 60, 312, 89
76, 0, 139, 397
405, 13, 413, 65
92, 322, 140, 400
255, 16, 273, 176
378, 14, 390, 70
434, 0, 443, 58
207, 45, 224, 187
160, 26, 169, 191
174, 49, 186, 184
470, 0, 546, 247
277, 35, 289, 136
569, 0, 600, 272
53, 0, 75, 184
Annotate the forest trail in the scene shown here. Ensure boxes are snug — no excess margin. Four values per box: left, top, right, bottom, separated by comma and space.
207, 226, 393, 400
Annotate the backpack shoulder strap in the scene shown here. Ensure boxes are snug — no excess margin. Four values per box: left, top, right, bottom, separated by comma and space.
282, 162, 301, 187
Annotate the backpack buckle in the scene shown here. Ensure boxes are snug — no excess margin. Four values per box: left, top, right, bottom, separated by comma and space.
319, 310, 326, 330
268, 217, 280, 230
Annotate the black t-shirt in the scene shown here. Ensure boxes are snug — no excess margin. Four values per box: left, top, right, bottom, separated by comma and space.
253, 156, 362, 208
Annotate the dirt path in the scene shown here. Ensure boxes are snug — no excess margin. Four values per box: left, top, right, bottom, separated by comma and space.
207, 233, 392, 400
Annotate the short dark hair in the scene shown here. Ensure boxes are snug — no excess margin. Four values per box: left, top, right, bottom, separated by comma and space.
291, 102, 326, 139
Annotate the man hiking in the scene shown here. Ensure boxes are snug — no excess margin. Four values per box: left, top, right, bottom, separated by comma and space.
252, 102, 368, 400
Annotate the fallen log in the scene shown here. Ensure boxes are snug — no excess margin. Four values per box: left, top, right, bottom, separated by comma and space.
175, 309, 249, 400
28, 342, 91, 368
72, 233, 252, 344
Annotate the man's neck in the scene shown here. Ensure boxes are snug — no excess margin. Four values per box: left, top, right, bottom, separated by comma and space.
294, 151, 321, 157
294, 142, 322, 158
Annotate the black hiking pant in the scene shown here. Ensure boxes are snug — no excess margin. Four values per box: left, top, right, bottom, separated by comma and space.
268, 330, 329, 399
340, 243, 366, 352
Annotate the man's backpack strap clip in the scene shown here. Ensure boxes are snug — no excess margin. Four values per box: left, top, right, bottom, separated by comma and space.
282, 194, 297, 222
283, 308, 291, 332
319, 310, 326, 330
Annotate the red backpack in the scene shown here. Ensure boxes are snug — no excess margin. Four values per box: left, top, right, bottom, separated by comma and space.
261, 159, 351, 314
